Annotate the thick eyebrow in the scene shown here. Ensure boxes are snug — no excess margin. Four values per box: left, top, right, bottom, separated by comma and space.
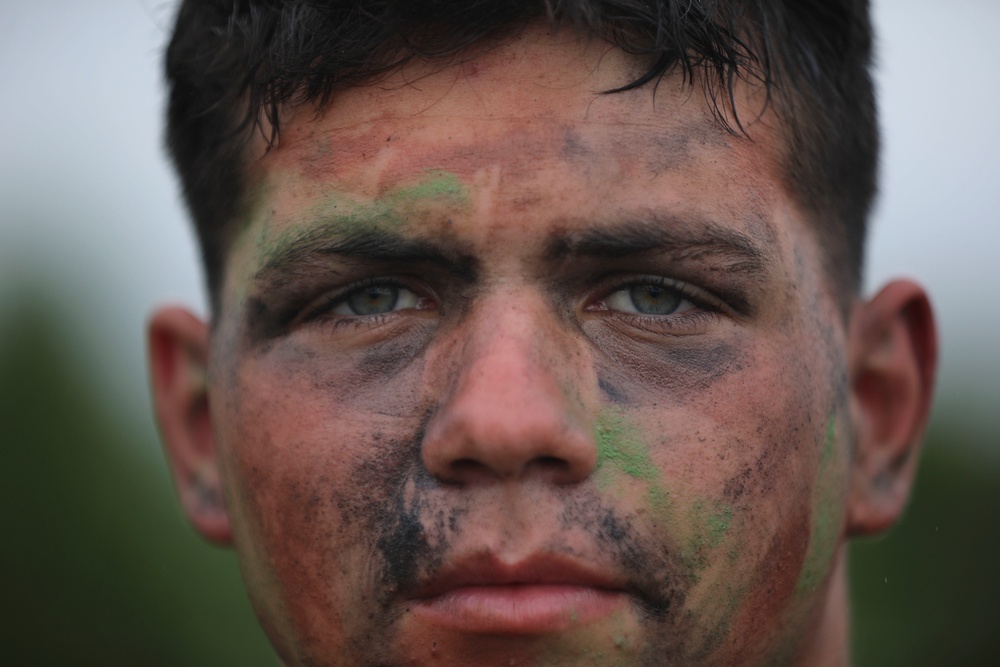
543, 216, 773, 278
252, 225, 477, 290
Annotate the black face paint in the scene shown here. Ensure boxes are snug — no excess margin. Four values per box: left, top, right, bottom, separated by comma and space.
356, 334, 430, 384
554, 488, 702, 666
650, 342, 746, 389
313, 406, 711, 666
592, 333, 748, 402
598, 376, 629, 404
561, 126, 593, 159
244, 296, 290, 347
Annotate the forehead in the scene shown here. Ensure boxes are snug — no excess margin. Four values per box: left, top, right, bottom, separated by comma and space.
215, 24, 809, 323
249, 26, 783, 226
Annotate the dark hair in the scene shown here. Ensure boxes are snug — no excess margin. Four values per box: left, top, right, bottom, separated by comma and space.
165, 0, 877, 311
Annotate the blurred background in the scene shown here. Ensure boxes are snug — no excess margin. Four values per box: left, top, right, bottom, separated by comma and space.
1, 1, 996, 665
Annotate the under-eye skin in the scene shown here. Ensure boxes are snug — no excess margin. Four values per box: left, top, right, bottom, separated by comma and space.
585, 275, 724, 335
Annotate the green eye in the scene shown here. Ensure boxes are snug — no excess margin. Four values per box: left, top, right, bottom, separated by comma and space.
334, 285, 420, 316
628, 284, 681, 315
605, 281, 693, 316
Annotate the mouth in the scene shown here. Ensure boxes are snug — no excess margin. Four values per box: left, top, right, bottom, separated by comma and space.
408, 552, 631, 634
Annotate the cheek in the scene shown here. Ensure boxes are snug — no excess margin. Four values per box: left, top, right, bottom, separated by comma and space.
628, 339, 828, 661
213, 335, 435, 661
211, 291, 843, 664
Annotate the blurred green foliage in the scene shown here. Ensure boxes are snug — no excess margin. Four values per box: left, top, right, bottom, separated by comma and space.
850, 419, 1000, 666
1, 292, 997, 665
0, 294, 274, 666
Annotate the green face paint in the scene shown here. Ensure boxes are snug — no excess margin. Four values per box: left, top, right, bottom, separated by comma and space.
302, 168, 469, 237
593, 409, 742, 584
692, 501, 734, 551
593, 408, 671, 513
386, 169, 468, 204
222, 170, 470, 309
257, 169, 469, 260
795, 415, 845, 595
680, 498, 737, 589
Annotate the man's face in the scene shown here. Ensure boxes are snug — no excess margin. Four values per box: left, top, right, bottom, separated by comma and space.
208, 27, 853, 667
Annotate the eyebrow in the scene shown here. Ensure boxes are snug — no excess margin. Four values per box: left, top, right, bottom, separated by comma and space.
543, 216, 773, 279
252, 225, 478, 291
246, 212, 774, 328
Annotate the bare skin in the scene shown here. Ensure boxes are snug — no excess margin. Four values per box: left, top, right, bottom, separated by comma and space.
149, 25, 937, 667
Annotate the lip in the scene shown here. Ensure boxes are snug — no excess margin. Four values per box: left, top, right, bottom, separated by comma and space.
408, 553, 629, 634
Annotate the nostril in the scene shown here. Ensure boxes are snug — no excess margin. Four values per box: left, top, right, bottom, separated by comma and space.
421, 387, 598, 484
442, 455, 574, 483
444, 458, 489, 483
531, 455, 575, 481
452, 458, 480, 472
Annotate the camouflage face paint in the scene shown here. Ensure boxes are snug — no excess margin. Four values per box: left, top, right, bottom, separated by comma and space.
593, 408, 671, 514
254, 169, 469, 267
198, 27, 863, 664
796, 414, 847, 596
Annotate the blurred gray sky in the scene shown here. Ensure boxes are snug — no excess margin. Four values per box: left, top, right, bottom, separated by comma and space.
1, 1, 997, 457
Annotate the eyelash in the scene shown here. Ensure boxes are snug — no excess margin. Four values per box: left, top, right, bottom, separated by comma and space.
299, 277, 430, 330
588, 275, 724, 333
296, 274, 723, 337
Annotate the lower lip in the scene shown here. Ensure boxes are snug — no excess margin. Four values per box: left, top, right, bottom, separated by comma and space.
410, 584, 627, 634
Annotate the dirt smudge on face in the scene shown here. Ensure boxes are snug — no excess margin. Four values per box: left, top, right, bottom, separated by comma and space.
561, 126, 593, 160
722, 432, 780, 506
552, 489, 700, 665
588, 327, 749, 404
794, 415, 847, 597
328, 426, 709, 666
300, 425, 443, 665
356, 331, 434, 384
598, 375, 628, 404
689, 500, 810, 666
242, 296, 287, 349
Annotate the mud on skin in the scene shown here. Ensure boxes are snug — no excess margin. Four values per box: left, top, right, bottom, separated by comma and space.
327, 327, 814, 665
589, 330, 749, 403
221, 245, 833, 667
269, 394, 745, 666
337, 443, 706, 666
349, 411, 816, 666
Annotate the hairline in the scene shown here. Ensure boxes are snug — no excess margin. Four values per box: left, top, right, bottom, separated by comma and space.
207, 20, 863, 317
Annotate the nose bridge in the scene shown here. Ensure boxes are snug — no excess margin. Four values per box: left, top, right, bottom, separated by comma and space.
422, 288, 597, 484
465, 292, 559, 406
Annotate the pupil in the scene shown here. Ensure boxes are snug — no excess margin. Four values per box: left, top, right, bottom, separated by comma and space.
629, 284, 681, 315
348, 286, 398, 315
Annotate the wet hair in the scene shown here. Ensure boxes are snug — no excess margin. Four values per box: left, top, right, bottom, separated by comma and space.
165, 0, 877, 311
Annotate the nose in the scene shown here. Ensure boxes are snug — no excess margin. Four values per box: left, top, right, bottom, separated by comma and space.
421, 295, 598, 486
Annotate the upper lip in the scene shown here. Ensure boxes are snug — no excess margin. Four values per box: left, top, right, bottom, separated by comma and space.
412, 552, 626, 600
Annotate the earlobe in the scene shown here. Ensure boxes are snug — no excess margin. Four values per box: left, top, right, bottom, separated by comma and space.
846, 280, 937, 537
148, 307, 232, 545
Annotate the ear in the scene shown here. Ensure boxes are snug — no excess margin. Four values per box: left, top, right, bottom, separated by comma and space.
148, 307, 232, 545
846, 280, 937, 537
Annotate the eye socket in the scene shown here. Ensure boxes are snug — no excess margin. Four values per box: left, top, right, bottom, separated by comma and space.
604, 280, 696, 316
331, 284, 422, 316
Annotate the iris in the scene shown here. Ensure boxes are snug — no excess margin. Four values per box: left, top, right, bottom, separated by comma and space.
346, 285, 400, 315
628, 284, 682, 315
